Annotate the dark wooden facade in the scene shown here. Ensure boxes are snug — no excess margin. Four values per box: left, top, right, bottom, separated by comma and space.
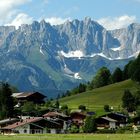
13, 92, 46, 104
102, 113, 128, 127
70, 112, 86, 126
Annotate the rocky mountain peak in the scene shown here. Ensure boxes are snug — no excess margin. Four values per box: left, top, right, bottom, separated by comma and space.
0, 18, 140, 97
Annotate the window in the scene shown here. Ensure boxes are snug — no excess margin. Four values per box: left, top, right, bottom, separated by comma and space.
24, 129, 27, 133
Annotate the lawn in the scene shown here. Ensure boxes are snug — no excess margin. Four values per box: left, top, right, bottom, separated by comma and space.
0, 134, 140, 140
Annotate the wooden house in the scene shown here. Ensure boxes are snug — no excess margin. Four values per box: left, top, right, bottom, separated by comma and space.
102, 112, 128, 127
1, 117, 61, 134
0, 118, 19, 129
96, 112, 128, 130
96, 116, 117, 129
70, 112, 86, 127
43, 112, 70, 133
12, 92, 46, 105
43, 111, 69, 120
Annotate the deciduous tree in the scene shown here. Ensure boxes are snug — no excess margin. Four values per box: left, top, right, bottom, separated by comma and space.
92, 67, 111, 88
83, 116, 97, 133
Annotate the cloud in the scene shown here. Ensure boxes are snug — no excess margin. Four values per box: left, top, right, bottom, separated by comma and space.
0, 0, 31, 25
6, 13, 33, 29
7, 15, 70, 29
45, 17, 71, 25
97, 15, 137, 30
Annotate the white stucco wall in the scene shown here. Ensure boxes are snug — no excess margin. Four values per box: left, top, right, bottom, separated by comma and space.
50, 129, 57, 134
14, 124, 30, 134
109, 122, 116, 129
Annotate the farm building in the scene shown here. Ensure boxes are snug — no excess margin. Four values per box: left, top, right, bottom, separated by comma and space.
102, 112, 128, 127
1, 117, 62, 134
96, 112, 128, 130
0, 118, 19, 128
12, 92, 46, 105
70, 112, 86, 127
43, 111, 70, 133
96, 116, 117, 129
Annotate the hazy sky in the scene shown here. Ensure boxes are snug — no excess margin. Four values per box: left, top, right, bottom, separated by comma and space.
1, 0, 140, 30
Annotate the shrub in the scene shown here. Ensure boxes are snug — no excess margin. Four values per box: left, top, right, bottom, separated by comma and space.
83, 116, 97, 133
78, 105, 86, 111
69, 125, 79, 133
104, 104, 110, 112
116, 125, 133, 134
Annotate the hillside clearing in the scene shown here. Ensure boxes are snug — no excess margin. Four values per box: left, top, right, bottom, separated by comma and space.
60, 80, 139, 114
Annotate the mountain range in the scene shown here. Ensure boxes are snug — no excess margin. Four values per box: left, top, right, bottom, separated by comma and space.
0, 17, 139, 98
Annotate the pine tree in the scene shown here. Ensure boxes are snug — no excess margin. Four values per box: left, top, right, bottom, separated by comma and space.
55, 100, 60, 109
122, 89, 135, 112
0, 83, 14, 119
112, 67, 123, 83
78, 83, 86, 93
128, 54, 140, 82
122, 61, 132, 80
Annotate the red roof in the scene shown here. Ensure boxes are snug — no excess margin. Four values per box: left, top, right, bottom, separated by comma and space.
43, 112, 68, 118
3, 117, 43, 129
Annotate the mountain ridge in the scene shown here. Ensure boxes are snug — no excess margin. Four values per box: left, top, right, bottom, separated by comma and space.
0, 18, 139, 97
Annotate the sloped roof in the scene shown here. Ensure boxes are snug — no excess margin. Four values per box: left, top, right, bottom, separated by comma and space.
12, 92, 46, 98
0, 118, 19, 125
113, 112, 128, 118
12, 93, 23, 97
101, 117, 117, 122
2, 117, 43, 129
71, 112, 86, 116
16, 92, 33, 98
43, 112, 68, 118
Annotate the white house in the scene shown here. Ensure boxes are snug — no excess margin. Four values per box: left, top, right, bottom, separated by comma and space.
1, 117, 61, 134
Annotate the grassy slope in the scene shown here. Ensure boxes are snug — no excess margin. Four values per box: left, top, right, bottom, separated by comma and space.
60, 80, 139, 114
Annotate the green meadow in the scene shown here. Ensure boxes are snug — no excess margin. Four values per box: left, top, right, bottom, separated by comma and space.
0, 134, 140, 140
60, 80, 139, 115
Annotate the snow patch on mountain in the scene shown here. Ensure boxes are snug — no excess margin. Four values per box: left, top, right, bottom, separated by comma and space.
74, 73, 82, 79
63, 61, 82, 80
63, 62, 82, 79
40, 46, 44, 55
115, 57, 123, 60
128, 51, 140, 58
65, 73, 82, 80
60, 50, 84, 58
64, 65, 74, 74
60, 51, 113, 60
28, 75, 39, 87
90, 53, 113, 60
111, 47, 122, 51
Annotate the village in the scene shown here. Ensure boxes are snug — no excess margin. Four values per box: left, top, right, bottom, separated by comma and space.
0, 91, 139, 135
